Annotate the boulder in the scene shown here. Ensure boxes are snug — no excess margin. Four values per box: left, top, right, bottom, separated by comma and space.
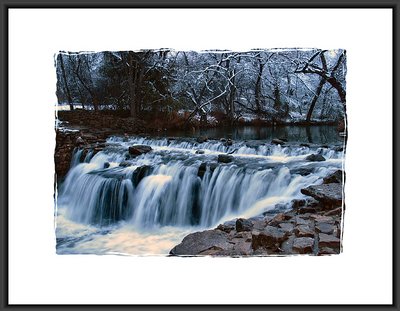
132, 165, 151, 186
197, 162, 207, 178
218, 154, 233, 163
128, 145, 152, 156
311, 215, 335, 224
323, 170, 344, 184
251, 219, 268, 231
271, 138, 285, 145
295, 216, 311, 226
315, 222, 335, 235
305, 154, 326, 162
236, 218, 253, 232
197, 136, 208, 143
251, 226, 289, 250
293, 237, 314, 254
170, 230, 231, 256
195, 149, 205, 154
324, 207, 342, 216
294, 225, 314, 238
301, 183, 343, 206
305, 197, 320, 207
318, 233, 340, 249
232, 231, 252, 241
103, 162, 110, 168
291, 199, 306, 209
280, 235, 296, 254
278, 222, 294, 233
197, 246, 225, 256
231, 241, 253, 256
217, 220, 236, 233
297, 205, 317, 214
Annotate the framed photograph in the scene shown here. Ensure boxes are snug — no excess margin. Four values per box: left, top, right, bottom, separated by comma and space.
2, 0, 397, 308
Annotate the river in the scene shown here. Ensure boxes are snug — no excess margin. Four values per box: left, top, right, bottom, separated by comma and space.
55, 126, 345, 255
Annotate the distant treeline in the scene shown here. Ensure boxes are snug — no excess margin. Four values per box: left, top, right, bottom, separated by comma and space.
55, 49, 346, 126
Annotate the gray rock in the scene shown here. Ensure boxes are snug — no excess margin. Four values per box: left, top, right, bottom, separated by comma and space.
323, 170, 345, 184
278, 222, 294, 233
231, 241, 253, 256
293, 237, 314, 254
301, 183, 343, 206
236, 218, 253, 232
251, 226, 289, 250
305, 154, 326, 162
297, 205, 317, 214
295, 216, 311, 226
291, 199, 306, 208
311, 215, 335, 224
195, 149, 205, 154
318, 233, 341, 249
294, 225, 314, 238
170, 230, 231, 256
251, 219, 268, 231
281, 235, 296, 254
218, 154, 233, 163
315, 222, 335, 234
324, 207, 342, 216
306, 197, 321, 207
217, 220, 236, 233
128, 145, 152, 156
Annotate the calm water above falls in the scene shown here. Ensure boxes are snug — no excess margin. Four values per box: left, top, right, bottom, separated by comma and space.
165, 125, 343, 145
56, 132, 345, 255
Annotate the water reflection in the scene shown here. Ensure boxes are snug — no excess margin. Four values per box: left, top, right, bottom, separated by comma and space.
166, 125, 343, 145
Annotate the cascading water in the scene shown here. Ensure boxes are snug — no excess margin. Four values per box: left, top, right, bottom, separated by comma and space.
56, 135, 344, 255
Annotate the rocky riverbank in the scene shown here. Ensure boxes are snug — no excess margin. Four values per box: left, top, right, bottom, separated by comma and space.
55, 110, 147, 180
170, 170, 345, 257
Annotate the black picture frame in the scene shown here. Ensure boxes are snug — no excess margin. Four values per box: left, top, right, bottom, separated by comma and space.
1, 0, 398, 310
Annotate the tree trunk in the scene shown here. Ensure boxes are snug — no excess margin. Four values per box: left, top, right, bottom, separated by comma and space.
306, 77, 326, 123
255, 60, 264, 114
128, 52, 137, 118
59, 54, 73, 110
227, 69, 236, 124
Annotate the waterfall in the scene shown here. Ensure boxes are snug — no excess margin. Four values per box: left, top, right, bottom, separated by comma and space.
58, 137, 343, 230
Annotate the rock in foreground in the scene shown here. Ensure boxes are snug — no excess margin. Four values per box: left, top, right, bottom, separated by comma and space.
301, 183, 343, 206
169, 230, 231, 256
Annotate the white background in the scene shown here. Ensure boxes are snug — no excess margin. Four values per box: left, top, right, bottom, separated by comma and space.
8, 9, 393, 304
